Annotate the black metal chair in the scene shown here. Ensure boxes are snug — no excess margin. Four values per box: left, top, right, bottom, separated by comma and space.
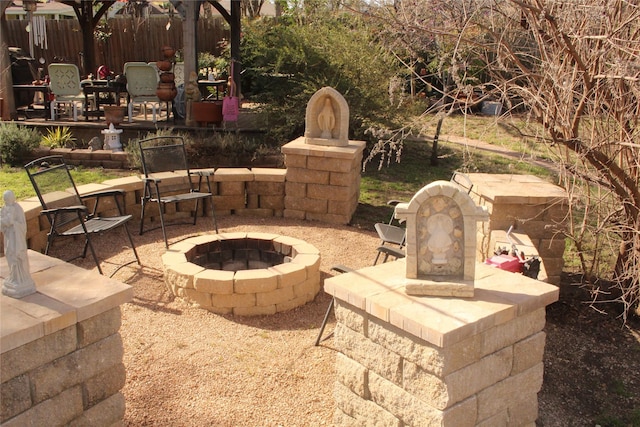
24, 155, 140, 276
138, 135, 218, 248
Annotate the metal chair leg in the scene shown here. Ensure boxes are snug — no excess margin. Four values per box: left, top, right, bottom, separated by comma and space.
315, 298, 334, 346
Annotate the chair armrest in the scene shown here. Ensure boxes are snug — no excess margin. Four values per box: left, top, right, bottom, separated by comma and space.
142, 177, 162, 184
41, 205, 88, 215
80, 189, 126, 199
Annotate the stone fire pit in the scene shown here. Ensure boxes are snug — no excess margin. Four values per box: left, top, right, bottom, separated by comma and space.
162, 232, 321, 316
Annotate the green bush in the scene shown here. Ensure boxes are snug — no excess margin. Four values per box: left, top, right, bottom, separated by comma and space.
0, 122, 41, 166
240, 10, 401, 145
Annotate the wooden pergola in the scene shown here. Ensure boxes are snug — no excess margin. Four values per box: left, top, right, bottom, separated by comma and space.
0, 0, 241, 120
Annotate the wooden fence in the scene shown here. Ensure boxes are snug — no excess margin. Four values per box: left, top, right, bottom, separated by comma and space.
6, 17, 228, 77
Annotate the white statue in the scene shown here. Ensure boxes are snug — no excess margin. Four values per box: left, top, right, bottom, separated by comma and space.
1, 190, 36, 298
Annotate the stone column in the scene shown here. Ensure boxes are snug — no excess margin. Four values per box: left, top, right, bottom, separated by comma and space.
282, 136, 365, 224
325, 260, 558, 426
1, 251, 132, 426
464, 174, 569, 285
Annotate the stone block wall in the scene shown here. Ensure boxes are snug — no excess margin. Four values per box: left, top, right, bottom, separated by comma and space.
1, 251, 132, 427
1, 309, 126, 426
325, 260, 559, 427
282, 137, 365, 224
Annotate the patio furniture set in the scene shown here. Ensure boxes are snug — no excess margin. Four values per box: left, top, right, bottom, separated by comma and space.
13, 62, 225, 123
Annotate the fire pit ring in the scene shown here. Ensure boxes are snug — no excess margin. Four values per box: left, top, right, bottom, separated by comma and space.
162, 232, 321, 316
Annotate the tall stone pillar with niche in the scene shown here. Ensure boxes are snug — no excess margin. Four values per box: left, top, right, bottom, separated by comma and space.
325, 179, 559, 426
395, 180, 488, 297
282, 87, 365, 224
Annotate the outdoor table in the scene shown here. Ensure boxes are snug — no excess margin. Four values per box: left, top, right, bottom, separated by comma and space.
82, 80, 127, 121
13, 84, 51, 119
198, 79, 227, 100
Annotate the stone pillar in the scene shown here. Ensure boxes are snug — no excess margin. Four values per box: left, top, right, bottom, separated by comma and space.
325, 260, 558, 426
464, 174, 569, 285
282, 136, 365, 224
1, 251, 132, 426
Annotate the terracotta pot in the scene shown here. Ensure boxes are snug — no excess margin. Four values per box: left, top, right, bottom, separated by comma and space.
103, 105, 127, 126
161, 46, 175, 59
160, 72, 175, 83
156, 82, 177, 101
191, 101, 223, 127
156, 60, 172, 72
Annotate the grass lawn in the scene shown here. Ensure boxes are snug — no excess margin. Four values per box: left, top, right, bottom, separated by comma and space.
0, 165, 126, 206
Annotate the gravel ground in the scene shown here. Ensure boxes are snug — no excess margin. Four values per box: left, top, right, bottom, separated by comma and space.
78, 215, 380, 426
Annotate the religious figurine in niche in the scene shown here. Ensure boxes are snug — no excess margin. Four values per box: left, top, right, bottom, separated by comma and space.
1, 190, 36, 298
317, 97, 335, 139
184, 71, 201, 127
426, 213, 454, 264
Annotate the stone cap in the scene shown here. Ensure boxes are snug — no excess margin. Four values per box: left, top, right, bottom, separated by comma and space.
1, 251, 133, 354
282, 137, 366, 159
466, 174, 567, 204
324, 259, 558, 348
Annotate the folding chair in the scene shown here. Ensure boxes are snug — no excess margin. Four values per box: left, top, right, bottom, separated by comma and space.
24, 155, 140, 276
138, 135, 218, 248
372, 172, 473, 265
373, 199, 406, 265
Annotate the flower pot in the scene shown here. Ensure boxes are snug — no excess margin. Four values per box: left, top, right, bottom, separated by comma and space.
156, 82, 177, 102
161, 46, 175, 59
191, 101, 223, 127
103, 105, 127, 126
159, 72, 175, 83
156, 60, 172, 72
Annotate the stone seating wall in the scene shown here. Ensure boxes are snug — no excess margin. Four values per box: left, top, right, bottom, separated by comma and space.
19, 167, 287, 254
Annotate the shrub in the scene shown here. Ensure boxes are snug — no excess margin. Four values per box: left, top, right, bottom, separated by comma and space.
240, 10, 401, 145
0, 122, 41, 166
41, 126, 76, 148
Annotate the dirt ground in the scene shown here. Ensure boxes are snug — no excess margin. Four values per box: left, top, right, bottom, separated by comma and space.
66, 214, 640, 426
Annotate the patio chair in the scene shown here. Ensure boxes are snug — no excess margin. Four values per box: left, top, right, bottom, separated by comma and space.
24, 155, 140, 276
48, 63, 88, 121
124, 62, 160, 122
138, 136, 218, 248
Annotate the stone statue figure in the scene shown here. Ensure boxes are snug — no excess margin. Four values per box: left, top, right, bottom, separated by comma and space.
426, 213, 454, 264
317, 97, 335, 139
1, 190, 36, 298
184, 71, 201, 127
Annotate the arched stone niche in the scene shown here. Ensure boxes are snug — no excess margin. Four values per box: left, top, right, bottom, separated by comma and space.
395, 180, 488, 297
304, 87, 349, 147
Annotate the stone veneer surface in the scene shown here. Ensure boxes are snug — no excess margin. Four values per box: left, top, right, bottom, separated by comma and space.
325, 259, 558, 426
1, 251, 132, 426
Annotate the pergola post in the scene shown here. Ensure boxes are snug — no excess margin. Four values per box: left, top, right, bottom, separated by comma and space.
1, 0, 17, 120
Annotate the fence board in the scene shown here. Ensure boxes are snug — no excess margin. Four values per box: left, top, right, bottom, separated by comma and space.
7, 17, 227, 77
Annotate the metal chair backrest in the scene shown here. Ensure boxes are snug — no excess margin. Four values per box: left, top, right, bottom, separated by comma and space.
24, 155, 84, 229
124, 63, 159, 97
451, 171, 474, 194
48, 63, 83, 97
138, 136, 191, 176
